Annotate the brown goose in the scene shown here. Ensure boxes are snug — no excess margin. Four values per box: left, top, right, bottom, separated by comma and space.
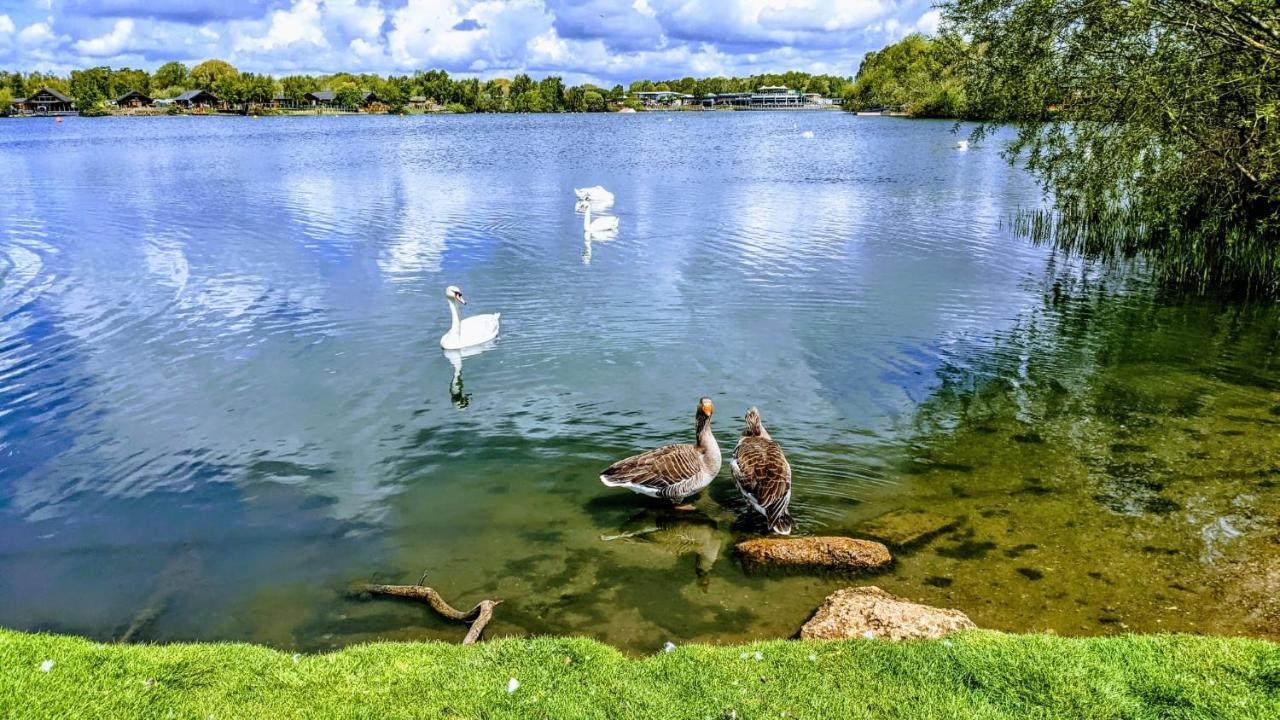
600, 397, 721, 507
731, 407, 793, 535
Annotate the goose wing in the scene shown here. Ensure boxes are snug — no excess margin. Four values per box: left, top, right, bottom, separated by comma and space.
601, 443, 706, 497
731, 436, 792, 520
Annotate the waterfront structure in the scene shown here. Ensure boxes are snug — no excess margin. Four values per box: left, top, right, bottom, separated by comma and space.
700, 86, 831, 110
304, 90, 381, 109
633, 91, 696, 108
113, 90, 153, 108
174, 89, 219, 109
12, 87, 76, 115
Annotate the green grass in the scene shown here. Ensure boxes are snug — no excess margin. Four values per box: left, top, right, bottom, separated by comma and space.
2, 629, 1278, 719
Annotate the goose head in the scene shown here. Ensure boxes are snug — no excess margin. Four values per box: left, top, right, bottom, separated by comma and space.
697, 397, 714, 422
445, 285, 466, 305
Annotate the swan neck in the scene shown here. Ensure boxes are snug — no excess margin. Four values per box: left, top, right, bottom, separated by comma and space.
582, 205, 591, 230
447, 298, 462, 336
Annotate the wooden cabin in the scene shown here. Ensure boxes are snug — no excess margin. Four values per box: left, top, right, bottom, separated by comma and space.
14, 87, 76, 115
173, 89, 219, 109
114, 90, 153, 108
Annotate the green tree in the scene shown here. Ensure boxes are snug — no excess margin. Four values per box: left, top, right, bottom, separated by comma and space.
281, 75, 317, 103
844, 34, 970, 116
153, 61, 189, 90
538, 75, 565, 111
0, 87, 13, 116
110, 67, 151, 97
584, 90, 606, 113
333, 82, 363, 109
945, 0, 1280, 295
190, 59, 237, 88
70, 66, 112, 114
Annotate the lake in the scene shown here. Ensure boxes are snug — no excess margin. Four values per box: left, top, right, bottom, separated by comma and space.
0, 112, 1276, 653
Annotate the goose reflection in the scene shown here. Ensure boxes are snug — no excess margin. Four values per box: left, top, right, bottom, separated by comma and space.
600, 509, 726, 588
443, 338, 497, 410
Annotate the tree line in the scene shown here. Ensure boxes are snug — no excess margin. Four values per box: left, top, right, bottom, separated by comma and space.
0, 61, 851, 115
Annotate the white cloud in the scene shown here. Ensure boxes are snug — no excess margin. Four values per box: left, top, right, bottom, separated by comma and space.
5, 0, 943, 83
235, 0, 328, 52
18, 21, 58, 48
73, 19, 135, 56
915, 9, 941, 34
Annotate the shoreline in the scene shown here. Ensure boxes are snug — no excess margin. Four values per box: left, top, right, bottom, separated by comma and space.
2, 628, 1276, 718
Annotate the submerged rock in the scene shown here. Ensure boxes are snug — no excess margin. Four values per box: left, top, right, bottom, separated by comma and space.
799, 586, 977, 640
735, 536, 891, 572
856, 509, 959, 548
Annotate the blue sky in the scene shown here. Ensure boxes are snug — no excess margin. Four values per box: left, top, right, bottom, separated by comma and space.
0, 0, 941, 84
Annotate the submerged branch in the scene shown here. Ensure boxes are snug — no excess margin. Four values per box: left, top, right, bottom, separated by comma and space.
352, 580, 501, 644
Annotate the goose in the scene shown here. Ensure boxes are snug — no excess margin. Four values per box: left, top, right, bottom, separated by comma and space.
955, 139, 969, 151
439, 285, 500, 350
573, 185, 615, 203
582, 204, 619, 234
730, 407, 793, 535
600, 397, 721, 509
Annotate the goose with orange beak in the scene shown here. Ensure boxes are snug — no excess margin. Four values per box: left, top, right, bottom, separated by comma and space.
600, 397, 721, 509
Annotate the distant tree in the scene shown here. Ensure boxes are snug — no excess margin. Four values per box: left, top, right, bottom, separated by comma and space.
190, 59, 237, 88
0, 87, 13, 116
333, 82, 363, 109
584, 90, 606, 112
153, 61, 189, 90
844, 34, 970, 117
281, 75, 318, 103
110, 67, 150, 97
609, 84, 624, 100
538, 75, 565, 111
70, 66, 112, 113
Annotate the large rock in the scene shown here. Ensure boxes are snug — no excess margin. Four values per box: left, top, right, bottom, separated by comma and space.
799, 586, 977, 640
735, 536, 891, 572
857, 509, 959, 548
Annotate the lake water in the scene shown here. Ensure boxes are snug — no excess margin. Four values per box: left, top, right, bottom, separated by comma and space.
1, 112, 1276, 653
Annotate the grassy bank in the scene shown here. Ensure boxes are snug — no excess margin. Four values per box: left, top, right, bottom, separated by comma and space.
1, 629, 1277, 719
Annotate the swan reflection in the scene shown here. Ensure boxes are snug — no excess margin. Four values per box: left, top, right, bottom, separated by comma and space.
443, 338, 497, 410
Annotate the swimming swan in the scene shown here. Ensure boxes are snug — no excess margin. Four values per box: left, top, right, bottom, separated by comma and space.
574, 185, 615, 203
583, 204, 619, 234
440, 285, 500, 350
956, 140, 970, 151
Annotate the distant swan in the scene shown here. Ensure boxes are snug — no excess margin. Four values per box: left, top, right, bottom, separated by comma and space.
440, 285, 500, 350
800, 130, 814, 139
955, 140, 969, 151
583, 204, 619, 234
574, 185, 615, 203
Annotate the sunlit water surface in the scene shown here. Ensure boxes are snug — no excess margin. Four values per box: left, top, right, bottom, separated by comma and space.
0, 113, 1276, 652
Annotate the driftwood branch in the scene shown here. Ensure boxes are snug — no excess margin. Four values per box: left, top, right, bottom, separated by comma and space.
351, 579, 501, 644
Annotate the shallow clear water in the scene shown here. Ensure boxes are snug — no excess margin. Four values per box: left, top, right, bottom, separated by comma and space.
0, 113, 1276, 653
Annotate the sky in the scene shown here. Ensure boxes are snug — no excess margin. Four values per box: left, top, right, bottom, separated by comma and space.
0, 0, 942, 85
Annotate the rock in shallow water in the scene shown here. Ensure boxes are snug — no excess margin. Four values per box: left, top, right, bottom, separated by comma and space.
735, 536, 892, 572
856, 509, 959, 548
799, 586, 977, 640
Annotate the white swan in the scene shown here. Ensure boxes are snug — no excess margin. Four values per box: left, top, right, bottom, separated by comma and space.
800, 130, 815, 139
956, 139, 970, 151
574, 185, 615, 203
583, 204, 619, 234
440, 285, 500, 350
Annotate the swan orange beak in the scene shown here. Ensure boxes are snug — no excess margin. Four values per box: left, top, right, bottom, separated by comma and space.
456, 294, 466, 305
